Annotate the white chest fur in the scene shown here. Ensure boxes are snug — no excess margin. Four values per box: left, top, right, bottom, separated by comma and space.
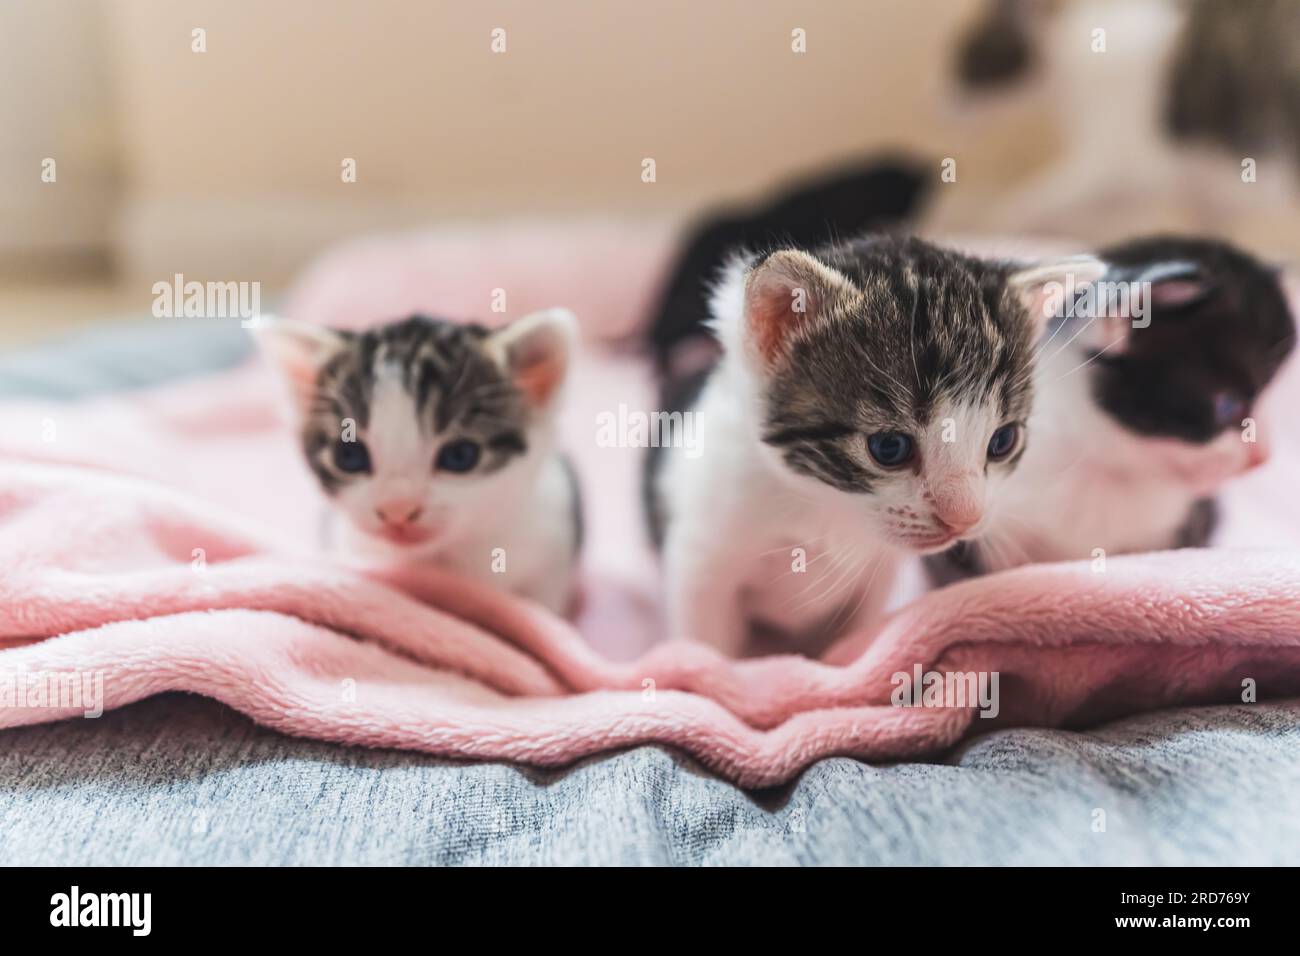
331, 453, 578, 613
656, 367, 901, 654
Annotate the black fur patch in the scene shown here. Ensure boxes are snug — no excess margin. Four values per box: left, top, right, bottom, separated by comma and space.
645, 159, 930, 377
953, 0, 1037, 90
1089, 236, 1295, 443
643, 368, 711, 548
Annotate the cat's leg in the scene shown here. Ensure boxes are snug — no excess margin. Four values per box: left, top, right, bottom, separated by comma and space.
662, 520, 748, 656
461, 515, 575, 615
470, 457, 579, 614
1172, 497, 1218, 549
830, 549, 900, 642
517, 557, 577, 616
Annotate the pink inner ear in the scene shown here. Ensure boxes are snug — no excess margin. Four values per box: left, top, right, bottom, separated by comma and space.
281, 351, 323, 394
259, 332, 327, 409
510, 340, 563, 405
747, 276, 817, 364
1151, 279, 1207, 309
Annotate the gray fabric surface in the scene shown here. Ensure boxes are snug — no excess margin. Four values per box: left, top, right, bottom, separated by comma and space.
2, 694, 1299, 865
0, 316, 251, 399
3, 317, 1300, 865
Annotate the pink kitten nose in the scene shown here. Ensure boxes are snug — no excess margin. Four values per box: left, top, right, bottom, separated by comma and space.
931, 493, 983, 536
375, 500, 424, 526
936, 513, 980, 536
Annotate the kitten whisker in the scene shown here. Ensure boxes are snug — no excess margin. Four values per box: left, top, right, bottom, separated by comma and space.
787, 546, 870, 614
1044, 335, 1125, 386
783, 540, 862, 610
1040, 314, 1097, 368
829, 551, 888, 633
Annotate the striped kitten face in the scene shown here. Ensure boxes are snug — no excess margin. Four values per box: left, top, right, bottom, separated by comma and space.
731, 238, 1101, 553
256, 310, 574, 551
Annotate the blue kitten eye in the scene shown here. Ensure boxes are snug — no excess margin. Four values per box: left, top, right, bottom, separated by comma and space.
332, 439, 371, 474
987, 423, 1019, 461
436, 439, 482, 473
866, 431, 914, 468
1212, 392, 1247, 428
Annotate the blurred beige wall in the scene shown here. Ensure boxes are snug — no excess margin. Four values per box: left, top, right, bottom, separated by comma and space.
6, 1, 1297, 343
6, 0, 1057, 286
100, 0, 1040, 282
0, 0, 117, 267
107, 0, 977, 209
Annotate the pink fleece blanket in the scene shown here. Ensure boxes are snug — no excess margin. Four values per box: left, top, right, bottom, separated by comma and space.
3, 227, 1300, 787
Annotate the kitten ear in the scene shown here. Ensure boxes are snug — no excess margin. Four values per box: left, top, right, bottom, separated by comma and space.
1007, 255, 1107, 337
743, 249, 854, 364
1132, 260, 1214, 311
1074, 260, 1214, 353
251, 317, 348, 411
486, 308, 577, 409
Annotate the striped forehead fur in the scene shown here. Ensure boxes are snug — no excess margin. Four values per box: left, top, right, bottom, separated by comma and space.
802, 236, 1030, 416
727, 235, 1037, 493
301, 315, 530, 492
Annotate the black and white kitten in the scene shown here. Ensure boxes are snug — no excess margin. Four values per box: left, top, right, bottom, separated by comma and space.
931, 236, 1296, 580
255, 310, 582, 613
646, 235, 1102, 655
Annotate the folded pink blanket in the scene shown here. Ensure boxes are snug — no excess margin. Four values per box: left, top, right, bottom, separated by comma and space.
2, 232, 1299, 787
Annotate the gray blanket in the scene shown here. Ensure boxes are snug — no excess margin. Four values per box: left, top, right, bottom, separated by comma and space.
4, 694, 1298, 865
2, 318, 1298, 866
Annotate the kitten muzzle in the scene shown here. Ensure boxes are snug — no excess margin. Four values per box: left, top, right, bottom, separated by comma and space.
373, 499, 438, 545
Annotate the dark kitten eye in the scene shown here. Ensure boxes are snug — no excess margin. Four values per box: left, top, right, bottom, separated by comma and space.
332, 439, 371, 474
435, 439, 482, 473
987, 423, 1019, 461
866, 431, 914, 468
1212, 392, 1247, 429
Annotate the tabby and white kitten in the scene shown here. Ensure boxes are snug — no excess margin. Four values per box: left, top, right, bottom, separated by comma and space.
646, 235, 1102, 655
929, 236, 1297, 580
255, 310, 582, 613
